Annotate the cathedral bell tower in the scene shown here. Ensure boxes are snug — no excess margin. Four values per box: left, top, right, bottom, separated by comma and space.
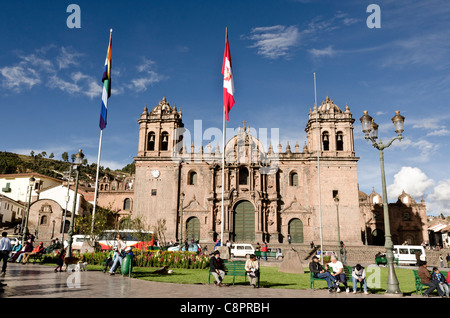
305, 95, 355, 157
137, 96, 184, 158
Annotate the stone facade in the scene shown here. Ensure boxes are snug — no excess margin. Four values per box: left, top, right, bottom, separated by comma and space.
96, 174, 135, 223
359, 189, 428, 245
132, 96, 363, 246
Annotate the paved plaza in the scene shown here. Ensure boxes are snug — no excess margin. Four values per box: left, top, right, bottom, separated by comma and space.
0, 262, 443, 316
0, 262, 417, 299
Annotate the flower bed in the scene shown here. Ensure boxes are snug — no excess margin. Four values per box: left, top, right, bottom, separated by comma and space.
81, 250, 210, 269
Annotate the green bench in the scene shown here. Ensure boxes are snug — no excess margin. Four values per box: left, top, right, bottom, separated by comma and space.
255, 251, 276, 259
413, 270, 426, 295
375, 256, 399, 266
310, 265, 353, 290
208, 260, 260, 287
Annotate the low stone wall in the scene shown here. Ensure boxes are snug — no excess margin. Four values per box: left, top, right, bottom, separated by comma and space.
278, 244, 450, 268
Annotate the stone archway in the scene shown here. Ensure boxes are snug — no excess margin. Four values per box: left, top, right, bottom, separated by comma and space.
233, 200, 255, 242
288, 218, 304, 243
186, 217, 200, 242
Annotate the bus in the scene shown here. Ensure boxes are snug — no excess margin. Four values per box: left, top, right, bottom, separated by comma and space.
97, 229, 154, 251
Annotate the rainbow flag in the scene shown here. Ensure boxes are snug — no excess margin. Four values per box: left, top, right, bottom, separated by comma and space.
99, 30, 112, 130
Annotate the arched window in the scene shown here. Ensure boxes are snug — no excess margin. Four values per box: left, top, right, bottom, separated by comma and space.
239, 167, 249, 185
161, 131, 169, 151
322, 132, 329, 151
40, 215, 48, 225
290, 172, 298, 186
123, 198, 131, 210
336, 131, 344, 151
188, 171, 197, 185
147, 132, 155, 151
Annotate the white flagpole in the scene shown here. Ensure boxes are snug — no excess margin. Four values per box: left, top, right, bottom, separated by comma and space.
220, 27, 227, 246
314, 72, 324, 264
91, 129, 103, 234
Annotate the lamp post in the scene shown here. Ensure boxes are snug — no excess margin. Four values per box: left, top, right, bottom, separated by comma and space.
66, 149, 84, 258
179, 192, 185, 247
360, 110, 405, 295
22, 176, 35, 244
334, 195, 341, 262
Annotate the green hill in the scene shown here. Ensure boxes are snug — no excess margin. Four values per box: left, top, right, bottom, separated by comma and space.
0, 151, 134, 182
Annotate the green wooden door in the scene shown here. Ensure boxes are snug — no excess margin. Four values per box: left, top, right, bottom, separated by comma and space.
289, 218, 304, 243
186, 217, 200, 241
233, 201, 255, 242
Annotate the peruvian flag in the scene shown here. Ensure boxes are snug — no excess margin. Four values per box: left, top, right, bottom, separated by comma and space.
222, 28, 235, 121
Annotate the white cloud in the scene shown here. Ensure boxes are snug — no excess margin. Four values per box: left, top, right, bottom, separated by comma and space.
428, 179, 450, 215
245, 25, 300, 59
56, 47, 83, 70
391, 138, 439, 162
426, 129, 450, 137
0, 65, 41, 91
387, 166, 435, 201
309, 45, 336, 58
128, 58, 164, 92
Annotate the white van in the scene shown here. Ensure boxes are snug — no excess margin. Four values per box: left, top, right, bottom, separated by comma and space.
229, 244, 255, 258
393, 245, 426, 265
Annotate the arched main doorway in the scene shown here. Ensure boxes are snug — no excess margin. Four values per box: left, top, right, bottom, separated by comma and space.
289, 218, 304, 243
186, 217, 200, 242
233, 201, 255, 242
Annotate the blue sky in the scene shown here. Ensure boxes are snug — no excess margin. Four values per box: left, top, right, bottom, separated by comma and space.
1, 0, 450, 215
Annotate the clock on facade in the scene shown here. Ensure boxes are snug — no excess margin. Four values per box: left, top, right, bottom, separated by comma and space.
151, 170, 160, 178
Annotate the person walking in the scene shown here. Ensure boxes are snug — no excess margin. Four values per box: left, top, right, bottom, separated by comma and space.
109, 234, 126, 276
54, 248, 66, 272
261, 242, 268, 261
0, 232, 12, 276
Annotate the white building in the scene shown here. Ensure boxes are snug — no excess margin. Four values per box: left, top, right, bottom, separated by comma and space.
0, 194, 26, 225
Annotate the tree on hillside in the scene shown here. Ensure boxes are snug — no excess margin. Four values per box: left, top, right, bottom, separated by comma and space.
62, 152, 69, 162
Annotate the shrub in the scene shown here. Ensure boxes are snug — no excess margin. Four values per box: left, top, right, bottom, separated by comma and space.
81, 250, 210, 269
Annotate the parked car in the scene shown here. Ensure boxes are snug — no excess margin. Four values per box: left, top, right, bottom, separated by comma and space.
229, 243, 255, 258
168, 243, 200, 253
393, 245, 425, 265
7, 234, 20, 246
70, 235, 91, 251
268, 248, 284, 260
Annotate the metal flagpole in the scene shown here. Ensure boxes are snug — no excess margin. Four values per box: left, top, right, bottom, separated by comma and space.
314, 72, 324, 264
220, 27, 227, 245
91, 129, 103, 235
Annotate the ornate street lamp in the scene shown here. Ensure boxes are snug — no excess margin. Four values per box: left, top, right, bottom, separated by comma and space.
334, 195, 341, 262
66, 149, 84, 258
360, 110, 405, 295
22, 176, 35, 244
179, 192, 185, 248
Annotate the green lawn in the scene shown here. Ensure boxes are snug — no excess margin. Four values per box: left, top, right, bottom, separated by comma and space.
79, 264, 426, 295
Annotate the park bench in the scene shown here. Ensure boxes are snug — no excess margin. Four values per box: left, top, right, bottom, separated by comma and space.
255, 248, 283, 260
413, 270, 426, 295
255, 251, 276, 259
208, 260, 260, 287
310, 265, 353, 290
23, 251, 45, 264
375, 256, 399, 266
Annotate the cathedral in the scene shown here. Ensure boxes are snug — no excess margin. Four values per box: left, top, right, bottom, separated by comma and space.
132, 96, 363, 245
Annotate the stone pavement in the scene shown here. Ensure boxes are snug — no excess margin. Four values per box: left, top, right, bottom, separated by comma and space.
1, 262, 441, 316
0, 262, 421, 299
